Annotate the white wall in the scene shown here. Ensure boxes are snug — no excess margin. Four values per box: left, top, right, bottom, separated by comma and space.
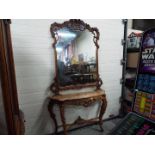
11, 19, 124, 134
128, 19, 133, 29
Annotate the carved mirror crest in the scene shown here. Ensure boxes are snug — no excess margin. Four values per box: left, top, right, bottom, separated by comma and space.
50, 19, 102, 94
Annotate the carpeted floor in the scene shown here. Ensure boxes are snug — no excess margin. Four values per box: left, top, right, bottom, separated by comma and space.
65, 118, 122, 135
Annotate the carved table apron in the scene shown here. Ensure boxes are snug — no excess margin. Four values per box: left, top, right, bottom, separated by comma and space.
48, 89, 107, 134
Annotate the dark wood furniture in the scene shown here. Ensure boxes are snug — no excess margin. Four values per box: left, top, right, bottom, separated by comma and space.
48, 19, 107, 134
0, 19, 25, 134
48, 90, 107, 134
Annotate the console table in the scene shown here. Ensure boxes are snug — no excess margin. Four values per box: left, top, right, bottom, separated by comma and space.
48, 89, 107, 134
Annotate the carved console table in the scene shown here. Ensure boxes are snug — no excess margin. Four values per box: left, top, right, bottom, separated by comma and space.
48, 89, 107, 134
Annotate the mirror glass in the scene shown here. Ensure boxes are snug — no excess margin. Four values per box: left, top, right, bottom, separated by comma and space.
54, 27, 97, 87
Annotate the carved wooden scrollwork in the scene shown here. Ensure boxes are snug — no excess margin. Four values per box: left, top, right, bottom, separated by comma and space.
64, 96, 104, 107
48, 91, 107, 134
48, 20, 106, 134
50, 19, 102, 94
92, 28, 100, 49
96, 77, 103, 90
50, 77, 59, 95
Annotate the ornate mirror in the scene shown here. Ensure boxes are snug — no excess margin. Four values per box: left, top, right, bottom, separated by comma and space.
50, 19, 102, 94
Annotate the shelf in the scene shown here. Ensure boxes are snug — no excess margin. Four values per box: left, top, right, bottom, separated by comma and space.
123, 99, 133, 106
127, 48, 140, 53
137, 89, 155, 95
126, 67, 137, 70
139, 71, 155, 75
125, 85, 134, 90
125, 78, 136, 89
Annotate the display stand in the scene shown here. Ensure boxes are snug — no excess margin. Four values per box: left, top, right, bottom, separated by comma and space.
111, 28, 155, 135
120, 19, 128, 115
120, 20, 142, 115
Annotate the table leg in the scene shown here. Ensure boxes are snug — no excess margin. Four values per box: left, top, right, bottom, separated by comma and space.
48, 102, 58, 134
99, 95, 107, 131
59, 104, 67, 135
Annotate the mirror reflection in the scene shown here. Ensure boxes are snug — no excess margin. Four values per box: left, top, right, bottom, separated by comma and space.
55, 27, 96, 86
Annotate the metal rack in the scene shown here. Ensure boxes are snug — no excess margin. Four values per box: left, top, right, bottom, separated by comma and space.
119, 19, 128, 116
119, 19, 141, 116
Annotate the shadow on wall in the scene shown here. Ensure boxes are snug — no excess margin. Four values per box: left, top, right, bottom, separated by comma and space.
30, 87, 55, 135
11, 31, 55, 134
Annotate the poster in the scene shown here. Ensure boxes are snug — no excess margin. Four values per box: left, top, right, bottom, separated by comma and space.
140, 30, 155, 73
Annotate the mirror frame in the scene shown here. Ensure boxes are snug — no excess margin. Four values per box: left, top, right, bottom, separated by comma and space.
50, 19, 102, 94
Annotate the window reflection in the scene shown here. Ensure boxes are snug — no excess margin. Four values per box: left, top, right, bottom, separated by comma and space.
55, 27, 96, 86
